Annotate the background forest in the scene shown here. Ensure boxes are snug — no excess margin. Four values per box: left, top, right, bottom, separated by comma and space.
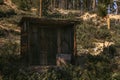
11, 0, 119, 15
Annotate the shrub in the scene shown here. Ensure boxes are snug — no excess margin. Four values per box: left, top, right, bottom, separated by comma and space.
19, 0, 32, 11
0, 28, 8, 37
1, 51, 119, 80
0, 41, 21, 80
0, 41, 20, 72
0, 41, 20, 55
76, 23, 96, 49
0, 7, 16, 17
112, 72, 120, 80
94, 28, 112, 40
111, 25, 120, 47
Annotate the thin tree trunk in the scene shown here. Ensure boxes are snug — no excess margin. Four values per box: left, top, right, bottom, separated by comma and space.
72, 0, 75, 9
39, 0, 42, 17
59, 0, 61, 8
92, 0, 96, 11
107, 15, 110, 29
54, 0, 55, 8
65, 0, 67, 9
51, 0, 53, 8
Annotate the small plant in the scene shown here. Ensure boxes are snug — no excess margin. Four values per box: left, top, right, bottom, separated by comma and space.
0, 28, 8, 37
0, 41, 20, 55
112, 72, 120, 80
97, 4, 107, 17
19, 0, 32, 11
0, 6, 16, 17
76, 23, 96, 49
94, 28, 111, 40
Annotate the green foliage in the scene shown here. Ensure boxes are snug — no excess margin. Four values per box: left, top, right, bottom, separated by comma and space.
97, 0, 112, 17
76, 23, 96, 48
112, 72, 120, 80
86, 55, 112, 80
0, 41, 20, 55
0, 0, 4, 4
111, 25, 120, 47
19, 0, 32, 11
0, 41, 21, 80
12, 0, 39, 9
42, 0, 50, 16
14, 0, 37, 11
78, 46, 118, 80
114, 38, 120, 47
0, 44, 119, 80
0, 54, 20, 76
94, 28, 112, 40
97, 4, 107, 17
46, 13, 62, 18
76, 23, 112, 49
0, 7, 16, 17
39, 65, 82, 80
98, 0, 112, 5
0, 28, 8, 37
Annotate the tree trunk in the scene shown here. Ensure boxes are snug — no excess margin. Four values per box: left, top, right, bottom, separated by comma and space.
92, 0, 96, 11
54, 0, 55, 8
51, 0, 53, 8
107, 16, 110, 29
39, 0, 42, 17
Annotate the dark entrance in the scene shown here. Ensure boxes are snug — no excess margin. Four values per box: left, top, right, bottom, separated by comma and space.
29, 27, 57, 65
29, 26, 73, 65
